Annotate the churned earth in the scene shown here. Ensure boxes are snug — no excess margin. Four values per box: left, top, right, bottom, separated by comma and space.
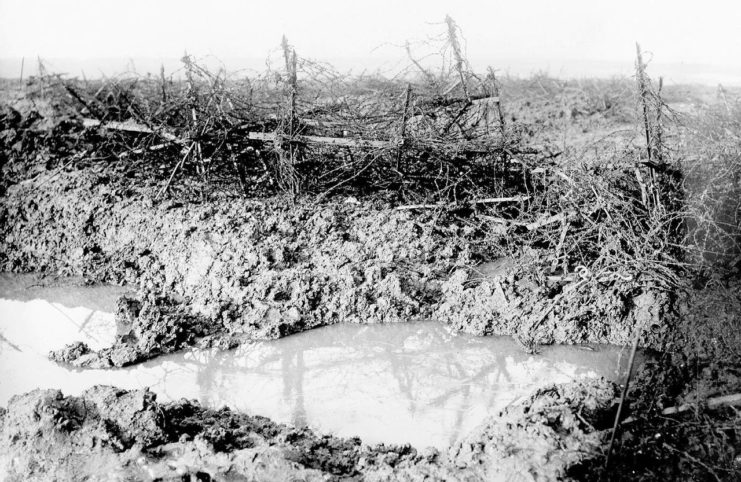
1, 79, 738, 481
0, 167, 671, 481
0, 380, 620, 481
0, 167, 667, 369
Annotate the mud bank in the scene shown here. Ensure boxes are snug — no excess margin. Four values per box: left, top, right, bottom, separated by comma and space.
0, 379, 618, 481
1, 168, 667, 366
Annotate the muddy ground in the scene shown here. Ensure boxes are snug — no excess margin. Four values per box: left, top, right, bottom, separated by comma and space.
0, 380, 619, 481
1, 77, 739, 480
0, 167, 666, 369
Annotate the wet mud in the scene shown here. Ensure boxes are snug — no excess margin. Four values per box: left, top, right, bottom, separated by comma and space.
0, 161, 680, 480
0, 379, 619, 481
2, 92, 738, 480
1, 168, 668, 368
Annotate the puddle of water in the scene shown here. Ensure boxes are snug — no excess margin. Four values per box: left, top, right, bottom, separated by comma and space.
0, 273, 636, 449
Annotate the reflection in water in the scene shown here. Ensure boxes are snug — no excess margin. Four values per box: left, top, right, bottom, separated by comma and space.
0, 273, 638, 449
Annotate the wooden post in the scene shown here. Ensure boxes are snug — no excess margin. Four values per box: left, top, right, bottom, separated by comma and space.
282, 35, 298, 136
182, 55, 198, 127
486, 67, 508, 180
396, 83, 413, 172
37, 57, 46, 97
446, 15, 470, 100
37, 57, 46, 77
635, 43, 652, 166
279, 36, 300, 194
181, 54, 204, 180
160, 64, 167, 104
654, 76, 664, 165
19, 57, 24, 87
487, 67, 506, 136
635, 43, 661, 209
651, 76, 665, 209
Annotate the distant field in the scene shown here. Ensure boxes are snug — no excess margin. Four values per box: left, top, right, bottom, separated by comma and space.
2, 56, 741, 86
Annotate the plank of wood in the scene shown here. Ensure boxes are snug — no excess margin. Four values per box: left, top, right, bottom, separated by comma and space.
397, 196, 530, 211
82, 118, 183, 143
84, 117, 513, 155
662, 393, 741, 415
621, 392, 741, 425
396, 203, 446, 211
247, 131, 395, 149
471, 195, 530, 204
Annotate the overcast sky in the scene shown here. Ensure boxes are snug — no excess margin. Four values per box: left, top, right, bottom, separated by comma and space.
1, 0, 740, 81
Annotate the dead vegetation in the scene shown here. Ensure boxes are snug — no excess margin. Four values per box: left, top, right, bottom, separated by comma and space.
1, 19, 740, 481
2, 20, 530, 205
1, 28, 704, 286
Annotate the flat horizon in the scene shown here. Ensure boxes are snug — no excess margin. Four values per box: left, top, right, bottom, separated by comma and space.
2, 55, 741, 87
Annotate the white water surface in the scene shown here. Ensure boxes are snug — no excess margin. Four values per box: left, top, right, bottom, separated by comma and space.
0, 272, 635, 449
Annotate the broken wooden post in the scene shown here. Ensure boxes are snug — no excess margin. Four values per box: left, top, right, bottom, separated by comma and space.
182, 55, 198, 129
487, 67, 506, 136
179, 54, 205, 195
159, 64, 167, 104
635, 43, 661, 209
441, 16, 477, 139
37, 57, 47, 97
396, 83, 413, 172
654, 76, 664, 165
445, 15, 470, 100
635, 43, 653, 166
277, 36, 301, 194
282, 35, 298, 136
485, 67, 508, 179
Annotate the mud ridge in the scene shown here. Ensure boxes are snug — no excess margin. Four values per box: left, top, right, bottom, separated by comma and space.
1, 168, 670, 366
0, 379, 618, 481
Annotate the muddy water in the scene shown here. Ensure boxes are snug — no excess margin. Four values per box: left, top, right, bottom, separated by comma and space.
0, 273, 637, 449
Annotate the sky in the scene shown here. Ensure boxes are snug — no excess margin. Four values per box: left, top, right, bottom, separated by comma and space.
1, 0, 740, 83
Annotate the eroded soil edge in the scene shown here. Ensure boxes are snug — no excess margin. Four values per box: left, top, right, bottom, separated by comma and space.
1, 169, 667, 368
